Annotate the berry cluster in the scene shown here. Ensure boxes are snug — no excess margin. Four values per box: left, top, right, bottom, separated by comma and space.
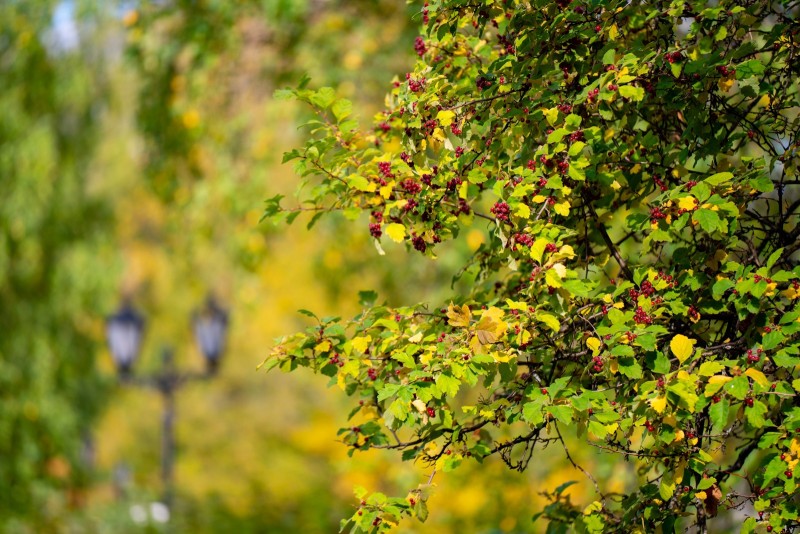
491, 201, 511, 221
665, 51, 682, 63
414, 36, 427, 57
476, 75, 492, 91
746, 348, 763, 363
633, 306, 652, 325
649, 205, 668, 224
716, 65, 735, 77
378, 161, 394, 179
412, 234, 427, 253
514, 233, 533, 247
591, 355, 604, 372
329, 353, 345, 367
587, 87, 600, 103
652, 174, 668, 192
402, 178, 421, 194
628, 280, 655, 301
406, 73, 426, 93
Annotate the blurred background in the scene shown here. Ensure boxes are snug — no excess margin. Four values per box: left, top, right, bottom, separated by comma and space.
0, 1, 617, 532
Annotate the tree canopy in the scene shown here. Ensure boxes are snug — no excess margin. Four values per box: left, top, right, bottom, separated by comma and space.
265, 1, 800, 532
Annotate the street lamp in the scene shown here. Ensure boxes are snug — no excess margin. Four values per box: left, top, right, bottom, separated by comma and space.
105, 297, 229, 509
192, 297, 228, 375
105, 304, 144, 377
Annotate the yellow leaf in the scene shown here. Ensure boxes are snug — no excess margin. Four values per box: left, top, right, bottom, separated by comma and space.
532, 195, 547, 203
314, 340, 331, 354
352, 335, 372, 353
436, 109, 456, 127
674, 458, 686, 483
530, 238, 548, 263
491, 351, 513, 363
553, 201, 570, 216
587, 337, 602, 356
678, 196, 697, 211
446, 302, 472, 327
583, 501, 602, 515
411, 399, 427, 413
609, 23, 619, 40
385, 223, 406, 243
380, 183, 394, 199
674, 430, 685, 443
670, 334, 695, 363
515, 203, 531, 219
535, 312, 560, 332
505, 299, 528, 311
459, 180, 468, 199
610, 359, 619, 374
475, 307, 507, 345
708, 375, 732, 385
551, 245, 575, 261
696, 491, 707, 500
611, 180, 621, 191
704, 375, 732, 397
650, 395, 667, 414
745, 368, 769, 388
545, 268, 562, 288
717, 75, 735, 92
551, 263, 567, 278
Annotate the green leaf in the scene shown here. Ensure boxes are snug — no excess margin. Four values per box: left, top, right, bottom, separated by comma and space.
588, 420, 608, 438
705, 172, 733, 185
659, 474, 675, 500
758, 432, 782, 449
547, 405, 573, 425
617, 359, 642, 379
331, 98, 353, 121
535, 312, 560, 332
523, 400, 545, 425
467, 167, 487, 184
547, 128, 569, 143
724, 376, 749, 400
709, 399, 729, 431
745, 400, 768, 428
693, 209, 721, 233
309, 86, 336, 108
736, 59, 765, 78
568, 141, 585, 157
761, 330, 784, 351
435, 374, 460, 397
347, 175, 372, 191
358, 290, 378, 306
618, 85, 644, 101
647, 351, 671, 374
763, 455, 785, 486
698, 361, 726, 376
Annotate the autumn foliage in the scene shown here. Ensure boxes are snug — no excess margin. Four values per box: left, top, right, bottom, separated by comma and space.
265, 1, 800, 532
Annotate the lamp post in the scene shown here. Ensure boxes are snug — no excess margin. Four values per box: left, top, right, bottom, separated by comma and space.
105, 298, 228, 510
